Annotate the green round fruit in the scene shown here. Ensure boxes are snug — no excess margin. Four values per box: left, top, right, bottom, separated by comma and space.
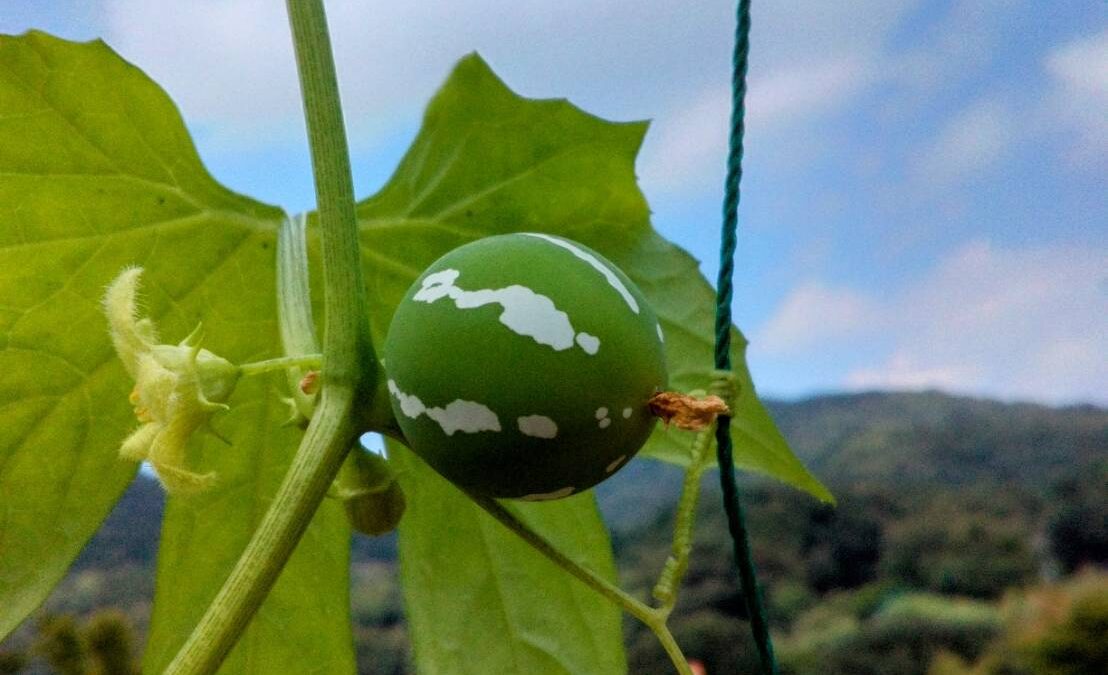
383, 233, 668, 501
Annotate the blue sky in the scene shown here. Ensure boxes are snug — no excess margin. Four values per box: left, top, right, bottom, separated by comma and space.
5, 1, 1106, 405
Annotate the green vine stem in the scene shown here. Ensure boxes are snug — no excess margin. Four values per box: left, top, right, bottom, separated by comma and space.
654, 376, 737, 614
238, 354, 322, 377
164, 1, 375, 673
653, 420, 716, 615
467, 493, 693, 675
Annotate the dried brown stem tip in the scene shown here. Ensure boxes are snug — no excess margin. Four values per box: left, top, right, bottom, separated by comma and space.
299, 370, 320, 395
648, 391, 730, 431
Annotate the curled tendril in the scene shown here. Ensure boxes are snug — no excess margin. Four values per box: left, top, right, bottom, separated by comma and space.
103, 267, 241, 494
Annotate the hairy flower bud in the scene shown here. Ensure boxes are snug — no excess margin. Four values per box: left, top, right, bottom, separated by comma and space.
103, 267, 240, 494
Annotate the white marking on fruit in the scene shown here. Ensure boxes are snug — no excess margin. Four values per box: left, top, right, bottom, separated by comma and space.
412, 269, 462, 303
599, 418, 611, 429
388, 379, 501, 436
413, 268, 598, 355
595, 407, 608, 419
388, 379, 428, 419
622, 407, 632, 419
656, 323, 665, 343
430, 401, 502, 436
575, 332, 600, 355
521, 486, 576, 501
522, 233, 639, 313
606, 455, 628, 473
518, 415, 558, 439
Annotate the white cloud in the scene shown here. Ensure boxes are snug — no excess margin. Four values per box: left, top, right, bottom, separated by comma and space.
887, 0, 1013, 99
642, 56, 886, 194
747, 57, 876, 129
846, 356, 981, 392
104, 0, 299, 144
1044, 27, 1108, 159
757, 282, 878, 356
911, 98, 1014, 185
100, 0, 916, 188
1047, 27, 1108, 99
637, 84, 730, 194
102, 0, 743, 149
632, 1, 927, 195
832, 241, 1108, 404
639, 57, 876, 193
749, 1, 922, 69
755, 241, 1108, 404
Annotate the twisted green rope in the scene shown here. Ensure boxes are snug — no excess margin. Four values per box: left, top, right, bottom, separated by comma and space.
713, 1, 778, 673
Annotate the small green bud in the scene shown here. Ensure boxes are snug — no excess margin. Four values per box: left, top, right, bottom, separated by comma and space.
330, 448, 406, 536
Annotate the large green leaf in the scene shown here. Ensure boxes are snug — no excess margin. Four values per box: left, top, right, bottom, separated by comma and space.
0, 31, 354, 673
392, 443, 626, 674
356, 53, 831, 502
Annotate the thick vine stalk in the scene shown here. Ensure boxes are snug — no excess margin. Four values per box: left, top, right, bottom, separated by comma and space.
164, 1, 374, 672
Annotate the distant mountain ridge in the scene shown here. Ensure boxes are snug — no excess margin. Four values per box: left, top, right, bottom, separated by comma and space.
596, 390, 1106, 530
74, 390, 1107, 568
766, 390, 1106, 488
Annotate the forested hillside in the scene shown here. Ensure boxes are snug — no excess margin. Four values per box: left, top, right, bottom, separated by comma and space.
4, 392, 1105, 674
